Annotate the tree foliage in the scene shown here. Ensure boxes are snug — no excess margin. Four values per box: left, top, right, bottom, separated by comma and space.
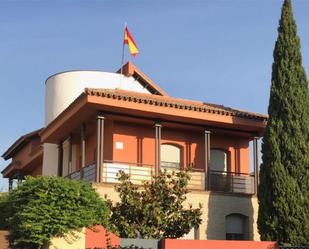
258, 0, 309, 245
4, 176, 109, 249
107, 169, 202, 239
0, 192, 11, 229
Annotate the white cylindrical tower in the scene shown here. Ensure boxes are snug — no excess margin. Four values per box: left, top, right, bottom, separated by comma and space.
43, 70, 150, 176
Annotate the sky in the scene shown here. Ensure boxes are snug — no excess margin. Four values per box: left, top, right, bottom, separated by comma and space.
0, 0, 308, 190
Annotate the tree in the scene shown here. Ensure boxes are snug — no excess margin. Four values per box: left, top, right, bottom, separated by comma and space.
107, 169, 202, 239
5, 176, 110, 248
258, 0, 309, 245
0, 192, 10, 229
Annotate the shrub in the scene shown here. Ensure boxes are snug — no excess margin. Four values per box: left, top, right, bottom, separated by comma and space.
0, 192, 12, 229
5, 176, 109, 248
107, 168, 202, 239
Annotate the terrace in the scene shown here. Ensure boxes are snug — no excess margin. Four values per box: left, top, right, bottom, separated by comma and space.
67, 160, 255, 195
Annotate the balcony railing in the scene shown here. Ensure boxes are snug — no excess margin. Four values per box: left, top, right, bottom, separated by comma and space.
209, 170, 255, 194
102, 160, 154, 185
66, 162, 254, 194
67, 163, 96, 182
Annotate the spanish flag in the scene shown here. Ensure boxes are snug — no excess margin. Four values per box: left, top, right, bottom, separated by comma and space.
124, 26, 139, 57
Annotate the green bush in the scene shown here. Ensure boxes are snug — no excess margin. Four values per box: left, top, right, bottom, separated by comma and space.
107, 169, 202, 239
5, 176, 109, 248
0, 192, 12, 229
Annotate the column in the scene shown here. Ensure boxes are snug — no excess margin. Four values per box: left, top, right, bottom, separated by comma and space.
17, 173, 22, 187
80, 124, 86, 179
253, 137, 259, 194
68, 134, 73, 175
96, 113, 105, 183
8, 178, 13, 191
235, 147, 240, 174
57, 142, 63, 177
154, 122, 162, 177
185, 142, 192, 168
204, 130, 211, 190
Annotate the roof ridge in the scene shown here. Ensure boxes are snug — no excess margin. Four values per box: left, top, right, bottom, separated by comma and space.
117, 61, 169, 96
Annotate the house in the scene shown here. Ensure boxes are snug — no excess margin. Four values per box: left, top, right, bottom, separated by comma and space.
1, 61, 267, 241
2, 128, 43, 188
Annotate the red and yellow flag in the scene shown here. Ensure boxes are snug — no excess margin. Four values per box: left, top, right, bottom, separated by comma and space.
124, 26, 139, 57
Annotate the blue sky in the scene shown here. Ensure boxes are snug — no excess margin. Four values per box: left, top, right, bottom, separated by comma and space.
0, 0, 308, 190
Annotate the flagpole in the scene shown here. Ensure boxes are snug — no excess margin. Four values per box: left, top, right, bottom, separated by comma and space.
120, 22, 127, 75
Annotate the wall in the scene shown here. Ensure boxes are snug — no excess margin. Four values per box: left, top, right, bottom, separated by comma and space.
85, 225, 119, 249
0, 231, 10, 248
161, 239, 277, 249
31, 164, 42, 176
57, 114, 251, 177
87, 119, 251, 173
94, 184, 260, 241
7, 137, 43, 177
44, 228, 86, 249
45, 225, 119, 249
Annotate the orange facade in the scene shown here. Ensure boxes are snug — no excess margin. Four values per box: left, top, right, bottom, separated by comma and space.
1, 129, 43, 182
70, 118, 251, 174
161, 239, 277, 249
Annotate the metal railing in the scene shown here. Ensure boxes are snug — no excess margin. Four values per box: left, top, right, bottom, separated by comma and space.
209, 170, 255, 194
83, 163, 96, 182
67, 163, 96, 182
102, 160, 154, 185
160, 161, 181, 169
188, 168, 205, 190
65, 163, 254, 194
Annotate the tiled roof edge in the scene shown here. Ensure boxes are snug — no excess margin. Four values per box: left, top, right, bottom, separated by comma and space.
85, 88, 268, 121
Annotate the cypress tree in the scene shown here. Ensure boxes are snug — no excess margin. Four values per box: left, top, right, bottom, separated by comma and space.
257, 0, 309, 245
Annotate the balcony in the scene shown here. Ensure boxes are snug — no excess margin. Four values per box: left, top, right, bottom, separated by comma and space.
66, 161, 255, 195
209, 170, 255, 195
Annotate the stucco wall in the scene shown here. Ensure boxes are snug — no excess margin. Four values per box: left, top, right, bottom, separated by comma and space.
68, 118, 251, 176
44, 229, 86, 249
94, 183, 260, 241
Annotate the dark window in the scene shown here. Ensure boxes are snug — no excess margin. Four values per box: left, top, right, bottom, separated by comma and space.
226, 233, 245, 240
225, 213, 248, 240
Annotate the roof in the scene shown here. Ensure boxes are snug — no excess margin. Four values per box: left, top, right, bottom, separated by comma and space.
2, 128, 43, 160
85, 88, 268, 121
41, 87, 267, 143
117, 61, 169, 96
1, 161, 20, 177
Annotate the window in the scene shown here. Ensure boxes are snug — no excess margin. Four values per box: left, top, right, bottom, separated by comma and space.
225, 214, 248, 240
209, 149, 230, 192
160, 144, 181, 169
209, 149, 228, 172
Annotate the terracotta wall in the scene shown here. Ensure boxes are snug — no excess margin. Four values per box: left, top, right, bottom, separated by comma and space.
9, 137, 43, 176
85, 225, 119, 249
161, 239, 277, 249
73, 118, 251, 173
13, 142, 33, 167
111, 120, 250, 173
113, 121, 155, 165
31, 164, 42, 176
